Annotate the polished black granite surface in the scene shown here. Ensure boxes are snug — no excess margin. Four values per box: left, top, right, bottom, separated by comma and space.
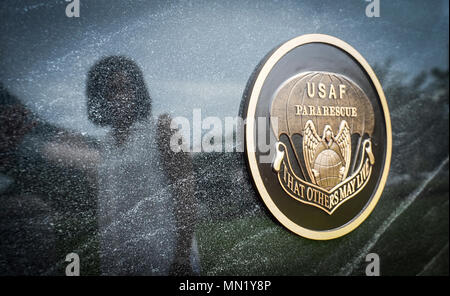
0, 0, 448, 275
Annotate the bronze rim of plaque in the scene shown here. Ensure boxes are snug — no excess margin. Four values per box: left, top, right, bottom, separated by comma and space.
243, 34, 392, 240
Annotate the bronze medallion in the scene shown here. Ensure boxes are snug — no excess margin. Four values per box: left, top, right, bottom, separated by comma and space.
242, 34, 392, 240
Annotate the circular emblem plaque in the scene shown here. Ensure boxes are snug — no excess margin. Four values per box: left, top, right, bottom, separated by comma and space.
242, 34, 392, 240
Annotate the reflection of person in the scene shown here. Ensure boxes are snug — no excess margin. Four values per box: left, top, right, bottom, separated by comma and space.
0, 84, 100, 275
0, 84, 36, 170
86, 56, 198, 275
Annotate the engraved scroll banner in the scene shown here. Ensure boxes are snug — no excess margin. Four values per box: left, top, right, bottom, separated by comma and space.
272, 139, 375, 215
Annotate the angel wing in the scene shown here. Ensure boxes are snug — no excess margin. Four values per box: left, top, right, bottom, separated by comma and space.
335, 120, 352, 180
302, 120, 321, 184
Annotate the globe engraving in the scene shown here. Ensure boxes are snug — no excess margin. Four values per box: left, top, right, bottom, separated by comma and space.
313, 149, 343, 190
